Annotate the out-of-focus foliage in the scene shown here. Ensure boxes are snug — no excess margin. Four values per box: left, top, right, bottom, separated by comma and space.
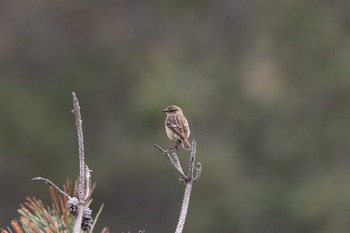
0, 0, 349, 232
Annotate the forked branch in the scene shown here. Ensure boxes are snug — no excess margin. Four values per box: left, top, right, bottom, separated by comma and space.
154, 140, 202, 233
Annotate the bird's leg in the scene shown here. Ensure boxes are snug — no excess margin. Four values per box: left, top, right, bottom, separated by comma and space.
175, 139, 181, 151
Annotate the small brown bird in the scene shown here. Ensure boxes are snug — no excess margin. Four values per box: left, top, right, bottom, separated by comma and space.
162, 105, 191, 150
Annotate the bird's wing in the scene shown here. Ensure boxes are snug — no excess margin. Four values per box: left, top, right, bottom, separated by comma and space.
166, 114, 187, 140
182, 120, 190, 138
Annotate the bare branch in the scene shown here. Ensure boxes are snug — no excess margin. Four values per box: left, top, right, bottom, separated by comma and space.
155, 139, 202, 233
154, 144, 185, 177
174, 140, 198, 233
168, 148, 185, 177
154, 144, 167, 156
71, 92, 87, 233
175, 182, 193, 233
72, 92, 85, 202
188, 140, 196, 180
32, 177, 70, 199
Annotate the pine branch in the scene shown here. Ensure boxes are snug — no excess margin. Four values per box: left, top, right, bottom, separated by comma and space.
2, 94, 106, 233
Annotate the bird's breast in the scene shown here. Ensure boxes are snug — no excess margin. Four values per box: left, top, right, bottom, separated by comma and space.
165, 124, 178, 140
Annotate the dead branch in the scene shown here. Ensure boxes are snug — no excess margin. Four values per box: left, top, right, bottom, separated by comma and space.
32, 177, 70, 199
154, 139, 202, 233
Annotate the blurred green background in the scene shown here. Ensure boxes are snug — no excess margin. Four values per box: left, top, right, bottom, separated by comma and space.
1, 1, 350, 232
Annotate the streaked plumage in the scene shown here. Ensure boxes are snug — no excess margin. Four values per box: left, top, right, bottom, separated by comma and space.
162, 105, 191, 150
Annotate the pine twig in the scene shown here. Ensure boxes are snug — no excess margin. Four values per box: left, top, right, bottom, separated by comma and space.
32, 177, 70, 199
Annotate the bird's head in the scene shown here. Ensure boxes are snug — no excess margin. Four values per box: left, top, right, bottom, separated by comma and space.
162, 105, 183, 115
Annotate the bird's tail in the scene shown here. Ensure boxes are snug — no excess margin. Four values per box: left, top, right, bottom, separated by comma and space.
182, 139, 191, 150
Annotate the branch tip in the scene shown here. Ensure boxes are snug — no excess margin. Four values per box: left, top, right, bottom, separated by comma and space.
32, 177, 70, 198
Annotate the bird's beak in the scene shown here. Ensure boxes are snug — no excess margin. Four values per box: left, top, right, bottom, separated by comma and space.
162, 109, 167, 112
